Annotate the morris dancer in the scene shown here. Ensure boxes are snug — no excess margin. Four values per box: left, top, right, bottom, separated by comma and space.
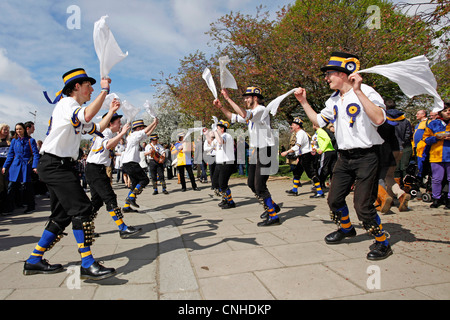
295, 52, 392, 260
24, 68, 117, 279
122, 118, 158, 212
85, 112, 143, 238
215, 87, 281, 226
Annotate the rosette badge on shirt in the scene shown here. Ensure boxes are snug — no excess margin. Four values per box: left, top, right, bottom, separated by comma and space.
346, 103, 361, 127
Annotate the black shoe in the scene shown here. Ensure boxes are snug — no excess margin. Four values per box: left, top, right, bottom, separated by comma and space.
285, 189, 298, 196
260, 204, 281, 219
163, 190, 169, 195
123, 207, 138, 213
221, 202, 236, 209
193, 187, 201, 191
324, 228, 357, 244
80, 261, 117, 281
218, 200, 227, 207
430, 198, 444, 208
120, 226, 143, 239
181, 188, 187, 192
257, 217, 281, 227
367, 242, 393, 260
24, 207, 36, 214
23, 259, 64, 275
310, 193, 325, 198
126, 197, 140, 208
153, 190, 158, 195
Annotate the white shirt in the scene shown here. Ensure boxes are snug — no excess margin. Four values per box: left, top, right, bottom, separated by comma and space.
114, 143, 125, 169
292, 130, 312, 156
122, 130, 147, 164
231, 105, 275, 148
216, 132, 235, 164
87, 128, 114, 166
204, 139, 217, 156
317, 84, 386, 150
40, 97, 101, 160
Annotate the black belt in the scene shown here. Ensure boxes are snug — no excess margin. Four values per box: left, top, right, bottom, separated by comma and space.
43, 152, 76, 165
338, 146, 378, 159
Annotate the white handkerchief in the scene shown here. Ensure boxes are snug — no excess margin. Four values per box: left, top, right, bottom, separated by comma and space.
122, 100, 140, 123
219, 55, 238, 90
144, 100, 157, 118
93, 15, 128, 78
358, 55, 444, 112
202, 67, 218, 99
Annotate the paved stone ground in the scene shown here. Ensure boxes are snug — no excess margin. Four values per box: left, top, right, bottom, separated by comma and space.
0, 176, 449, 300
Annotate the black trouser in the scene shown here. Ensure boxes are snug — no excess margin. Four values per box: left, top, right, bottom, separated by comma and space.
318, 150, 337, 186
85, 163, 117, 212
122, 162, 150, 191
149, 160, 166, 189
294, 152, 320, 184
37, 153, 92, 233
213, 163, 236, 191
248, 146, 274, 199
177, 165, 197, 189
327, 147, 380, 222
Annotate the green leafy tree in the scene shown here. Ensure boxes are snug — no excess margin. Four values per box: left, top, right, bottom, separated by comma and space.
156, 0, 445, 130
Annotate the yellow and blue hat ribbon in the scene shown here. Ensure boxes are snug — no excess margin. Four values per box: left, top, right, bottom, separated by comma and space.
43, 90, 63, 105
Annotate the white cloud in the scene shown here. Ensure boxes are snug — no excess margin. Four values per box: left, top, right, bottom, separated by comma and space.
0, 48, 44, 92
0, 0, 294, 141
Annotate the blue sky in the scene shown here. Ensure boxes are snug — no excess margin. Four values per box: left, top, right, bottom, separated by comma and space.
0, 0, 431, 141
0, 0, 292, 141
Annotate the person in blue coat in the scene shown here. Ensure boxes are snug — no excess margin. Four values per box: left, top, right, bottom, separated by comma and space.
2, 122, 40, 213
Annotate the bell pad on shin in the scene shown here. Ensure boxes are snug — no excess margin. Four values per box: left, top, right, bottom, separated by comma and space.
329, 210, 342, 226
72, 216, 96, 247
363, 220, 382, 236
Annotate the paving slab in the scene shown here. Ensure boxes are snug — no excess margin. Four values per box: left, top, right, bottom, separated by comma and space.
0, 176, 448, 302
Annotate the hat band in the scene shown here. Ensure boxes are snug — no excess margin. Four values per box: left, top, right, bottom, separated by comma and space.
327, 56, 347, 68
64, 71, 90, 85
326, 56, 360, 73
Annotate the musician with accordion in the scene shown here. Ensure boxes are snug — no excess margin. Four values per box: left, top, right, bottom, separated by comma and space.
145, 134, 169, 195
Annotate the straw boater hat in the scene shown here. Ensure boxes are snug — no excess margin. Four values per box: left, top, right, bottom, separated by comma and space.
150, 134, 159, 140
321, 52, 361, 75
291, 117, 303, 127
242, 86, 264, 100
131, 120, 146, 130
102, 112, 123, 124
217, 120, 230, 129
44, 68, 97, 104
61, 68, 97, 96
